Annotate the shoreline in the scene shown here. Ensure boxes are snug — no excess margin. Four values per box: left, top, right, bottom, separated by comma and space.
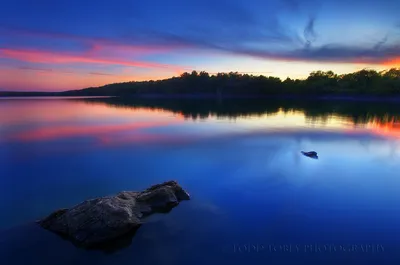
2, 94, 400, 102
124, 94, 400, 102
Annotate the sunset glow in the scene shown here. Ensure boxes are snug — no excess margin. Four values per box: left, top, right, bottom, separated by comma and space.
0, 0, 399, 91
384, 57, 400, 67
3, 99, 400, 148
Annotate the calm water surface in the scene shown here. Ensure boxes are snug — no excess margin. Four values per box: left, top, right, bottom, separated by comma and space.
1, 97, 400, 265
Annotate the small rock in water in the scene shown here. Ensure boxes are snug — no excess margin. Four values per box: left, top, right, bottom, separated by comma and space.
37, 180, 190, 249
301, 151, 318, 159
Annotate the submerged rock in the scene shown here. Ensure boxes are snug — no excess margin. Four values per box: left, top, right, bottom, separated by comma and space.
37, 180, 190, 248
301, 151, 318, 159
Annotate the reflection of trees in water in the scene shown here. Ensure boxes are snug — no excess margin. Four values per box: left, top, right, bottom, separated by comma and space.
78, 97, 400, 126
367, 118, 400, 139
305, 115, 332, 127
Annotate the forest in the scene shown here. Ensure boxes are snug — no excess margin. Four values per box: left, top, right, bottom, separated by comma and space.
60, 68, 400, 97
1, 68, 400, 97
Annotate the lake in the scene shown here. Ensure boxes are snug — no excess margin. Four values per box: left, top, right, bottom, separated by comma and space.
1, 97, 400, 265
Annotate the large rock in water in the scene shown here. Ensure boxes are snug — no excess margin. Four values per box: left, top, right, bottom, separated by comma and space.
37, 180, 190, 248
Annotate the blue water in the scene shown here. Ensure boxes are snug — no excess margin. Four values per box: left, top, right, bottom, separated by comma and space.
1, 98, 400, 264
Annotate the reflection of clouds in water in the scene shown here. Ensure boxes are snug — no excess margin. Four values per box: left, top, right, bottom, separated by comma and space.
218, 132, 400, 203
229, 137, 320, 182
358, 139, 400, 166
204, 132, 400, 195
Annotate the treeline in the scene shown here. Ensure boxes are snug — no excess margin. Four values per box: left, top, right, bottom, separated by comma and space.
1, 68, 400, 97
59, 68, 400, 97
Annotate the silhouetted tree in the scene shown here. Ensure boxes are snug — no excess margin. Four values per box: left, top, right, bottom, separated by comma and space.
42, 68, 400, 98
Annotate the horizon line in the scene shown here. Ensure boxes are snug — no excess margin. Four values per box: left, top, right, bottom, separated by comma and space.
1, 68, 399, 94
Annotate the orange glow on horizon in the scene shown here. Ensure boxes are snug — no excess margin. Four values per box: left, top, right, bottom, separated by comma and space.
0, 68, 175, 91
383, 57, 400, 67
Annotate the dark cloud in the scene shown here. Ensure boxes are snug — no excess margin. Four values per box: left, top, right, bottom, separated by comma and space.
6, 18, 400, 66
290, 44, 400, 62
303, 16, 318, 49
221, 42, 400, 64
119, 20, 400, 65
374, 36, 388, 51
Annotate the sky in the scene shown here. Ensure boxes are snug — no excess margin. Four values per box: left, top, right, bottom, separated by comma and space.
0, 0, 399, 91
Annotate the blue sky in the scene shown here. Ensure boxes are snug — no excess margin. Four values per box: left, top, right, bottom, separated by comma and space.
0, 0, 399, 91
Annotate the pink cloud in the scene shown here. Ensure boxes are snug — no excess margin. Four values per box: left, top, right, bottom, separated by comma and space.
1, 27, 192, 68
0, 48, 184, 70
0, 28, 192, 90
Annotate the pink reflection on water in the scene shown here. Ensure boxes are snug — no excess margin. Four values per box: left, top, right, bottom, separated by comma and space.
0, 99, 186, 144
0, 99, 184, 125
11, 121, 181, 142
